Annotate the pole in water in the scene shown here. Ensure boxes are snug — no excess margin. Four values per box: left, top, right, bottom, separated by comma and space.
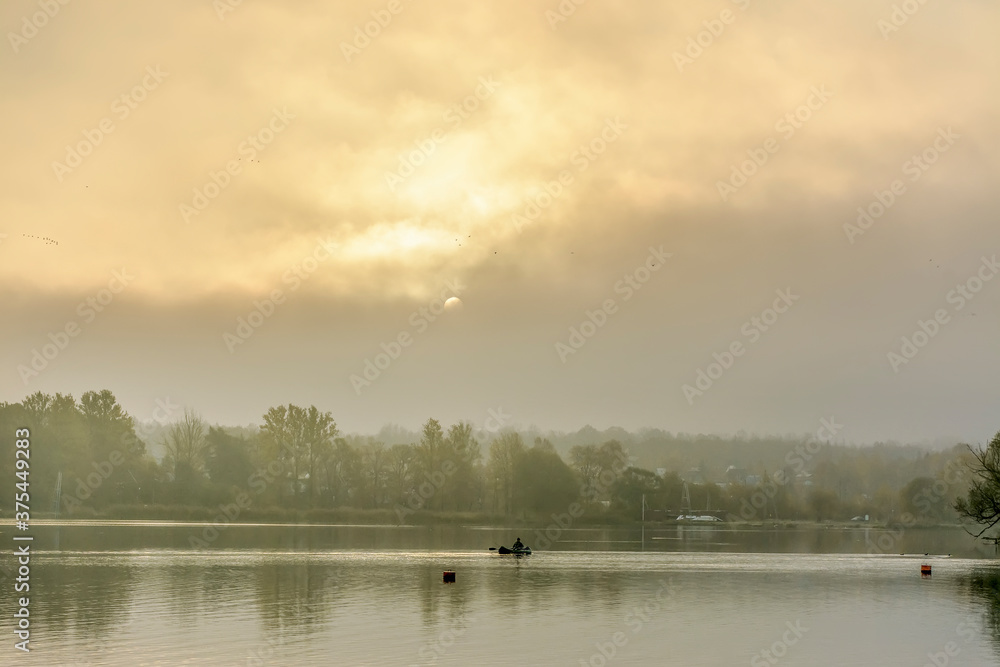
641, 493, 645, 552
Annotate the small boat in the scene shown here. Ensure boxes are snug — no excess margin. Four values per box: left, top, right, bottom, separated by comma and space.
495, 545, 532, 555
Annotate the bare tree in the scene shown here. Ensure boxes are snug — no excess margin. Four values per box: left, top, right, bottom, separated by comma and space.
955, 432, 1000, 543
164, 408, 208, 484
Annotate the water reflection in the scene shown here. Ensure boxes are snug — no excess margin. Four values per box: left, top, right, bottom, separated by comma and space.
964, 566, 1000, 658
4, 523, 1000, 665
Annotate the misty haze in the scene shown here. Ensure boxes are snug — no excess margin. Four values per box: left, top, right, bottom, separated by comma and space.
2, 1, 1000, 665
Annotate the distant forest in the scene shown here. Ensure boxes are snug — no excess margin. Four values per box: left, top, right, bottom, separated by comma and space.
0, 390, 978, 525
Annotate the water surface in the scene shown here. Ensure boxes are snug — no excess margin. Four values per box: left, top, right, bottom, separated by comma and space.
3, 523, 999, 666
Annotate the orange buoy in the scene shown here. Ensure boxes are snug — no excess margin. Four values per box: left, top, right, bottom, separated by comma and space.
921, 564, 932, 576
443, 571, 456, 583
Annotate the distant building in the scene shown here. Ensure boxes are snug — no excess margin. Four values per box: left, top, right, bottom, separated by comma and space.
725, 466, 749, 485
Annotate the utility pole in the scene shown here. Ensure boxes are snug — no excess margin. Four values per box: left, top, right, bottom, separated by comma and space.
641, 493, 645, 552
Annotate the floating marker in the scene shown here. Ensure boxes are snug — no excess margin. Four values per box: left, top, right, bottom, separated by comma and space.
921, 564, 932, 577
443, 571, 456, 583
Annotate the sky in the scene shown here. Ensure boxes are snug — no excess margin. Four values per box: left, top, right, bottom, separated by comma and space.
1, 0, 998, 445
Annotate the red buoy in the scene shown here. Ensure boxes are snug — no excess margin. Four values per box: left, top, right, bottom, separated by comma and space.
443, 571, 456, 583
921, 564, 932, 577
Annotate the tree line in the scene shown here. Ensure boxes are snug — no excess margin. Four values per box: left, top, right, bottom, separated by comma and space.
0, 390, 995, 530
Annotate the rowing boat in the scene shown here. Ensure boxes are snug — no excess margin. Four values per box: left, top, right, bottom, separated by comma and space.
495, 545, 532, 555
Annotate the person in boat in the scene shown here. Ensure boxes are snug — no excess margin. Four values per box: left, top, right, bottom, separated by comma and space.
512, 537, 524, 550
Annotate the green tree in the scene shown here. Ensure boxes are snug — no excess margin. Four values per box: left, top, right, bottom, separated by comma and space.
80, 390, 137, 461
414, 419, 446, 509
360, 440, 388, 508
386, 444, 415, 506
260, 404, 303, 505
515, 443, 579, 515
205, 427, 255, 490
78, 390, 143, 506
488, 432, 525, 516
807, 488, 841, 522
611, 467, 661, 516
325, 438, 360, 507
445, 422, 481, 511
300, 406, 338, 507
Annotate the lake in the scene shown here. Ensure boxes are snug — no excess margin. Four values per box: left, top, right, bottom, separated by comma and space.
3, 522, 1000, 665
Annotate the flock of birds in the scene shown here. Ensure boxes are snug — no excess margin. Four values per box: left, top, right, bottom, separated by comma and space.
22, 233, 59, 245
452, 234, 572, 256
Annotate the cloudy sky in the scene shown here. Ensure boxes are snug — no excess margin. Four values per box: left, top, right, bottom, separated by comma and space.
2, 0, 998, 444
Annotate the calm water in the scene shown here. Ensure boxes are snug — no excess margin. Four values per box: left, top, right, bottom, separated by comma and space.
3, 523, 1000, 666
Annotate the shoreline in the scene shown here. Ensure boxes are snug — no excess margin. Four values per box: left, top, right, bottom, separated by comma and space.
0, 510, 971, 531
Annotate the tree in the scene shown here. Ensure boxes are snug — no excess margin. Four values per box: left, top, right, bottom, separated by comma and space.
955, 432, 1000, 543
260, 405, 295, 504
807, 488, 841, 522
326, 438, 360, 507
360, 440, 388, 508
300, 406, 338, 507
386, 444, 415, 506
515, 444, 578, 514
80, 390, 137, 461
570, 440, 629, 503
414, 419, 446, 509
569, 444, 602, 490
78, 390, 144, 505
488, 432, 525, 515
445, 422, 481, 511
611, 467, 661, 516
163, 408, 208, 501
205, 427, 255, 490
